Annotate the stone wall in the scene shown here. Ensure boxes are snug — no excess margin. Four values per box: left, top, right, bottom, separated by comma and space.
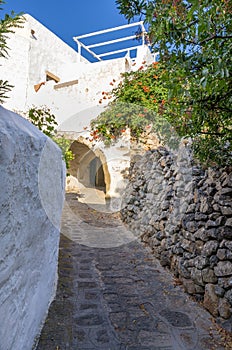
121, 144, 232, 323
0, 107, 65, 350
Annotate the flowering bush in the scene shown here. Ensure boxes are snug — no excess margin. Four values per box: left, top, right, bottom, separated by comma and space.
91, 62, 176, 146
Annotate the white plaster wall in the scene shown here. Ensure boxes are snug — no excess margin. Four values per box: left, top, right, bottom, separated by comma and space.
0, 14, 82, 112
29, 56, 127, 127
0, 31, 30, 111
104, 148, 130, 198
93, 138, 131, 199
0, 106, 65, 350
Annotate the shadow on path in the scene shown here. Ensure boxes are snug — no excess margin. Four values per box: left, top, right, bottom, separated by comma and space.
36, 193, 226, 350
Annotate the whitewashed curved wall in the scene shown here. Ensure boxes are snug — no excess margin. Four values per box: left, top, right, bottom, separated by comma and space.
0, 107, 65, 350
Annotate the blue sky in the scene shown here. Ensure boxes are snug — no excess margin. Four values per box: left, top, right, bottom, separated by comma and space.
1, 0, 141, 53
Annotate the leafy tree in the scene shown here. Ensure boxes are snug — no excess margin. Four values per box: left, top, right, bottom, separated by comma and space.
0, 0, 24, 103
111, 0, 232, 165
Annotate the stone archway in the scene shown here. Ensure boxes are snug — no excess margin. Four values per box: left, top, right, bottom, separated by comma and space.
68, 139, 110, 196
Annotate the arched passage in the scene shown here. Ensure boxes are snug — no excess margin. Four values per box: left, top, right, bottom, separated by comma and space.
69, 140, 110, 195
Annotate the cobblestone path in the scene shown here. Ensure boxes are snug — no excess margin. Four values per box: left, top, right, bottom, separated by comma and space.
36, 193, 226, 350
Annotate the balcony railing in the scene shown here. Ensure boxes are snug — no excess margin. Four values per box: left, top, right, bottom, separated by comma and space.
73, 21, 150, 62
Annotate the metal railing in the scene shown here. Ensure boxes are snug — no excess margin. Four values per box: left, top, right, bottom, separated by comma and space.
73, 21, 149, 62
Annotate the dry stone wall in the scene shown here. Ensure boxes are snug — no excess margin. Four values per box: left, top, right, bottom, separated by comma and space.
121, 144, 232, 323
0, 107, 65, 350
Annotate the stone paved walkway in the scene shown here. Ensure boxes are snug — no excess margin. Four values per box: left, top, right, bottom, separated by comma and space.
36, 193, 226, 350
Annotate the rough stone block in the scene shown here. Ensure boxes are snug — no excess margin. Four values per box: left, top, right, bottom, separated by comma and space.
224, 240, 232, 251
182, 278, 196, 294
214, 285, 225, 297
218, 277, 232, 289
194, 227, 208, 242
217, 249, 227, 261
209, 255, 219, 269
225, 217, 232, 227
218, 226, 232, 240
220, 206, 232, 216
225, 290, 232, 306
219, 298, 232, 319
214, 261, 232, 277
202, 268, 217, 284
202, 240, 219, 257
191, 268, 204, 286
194, 256, 209, 270
203, 284, 219, 317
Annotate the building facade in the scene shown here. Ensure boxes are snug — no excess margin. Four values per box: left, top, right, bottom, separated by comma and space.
1, 14, 155, 202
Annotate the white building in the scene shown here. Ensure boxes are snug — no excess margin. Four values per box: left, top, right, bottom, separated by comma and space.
1, 14, 156, 203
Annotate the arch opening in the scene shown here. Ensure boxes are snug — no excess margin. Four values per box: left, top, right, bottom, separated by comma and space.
69, 140, 110, 195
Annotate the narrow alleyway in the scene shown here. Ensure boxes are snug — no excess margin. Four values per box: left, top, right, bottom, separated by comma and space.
36, 193, 226, 350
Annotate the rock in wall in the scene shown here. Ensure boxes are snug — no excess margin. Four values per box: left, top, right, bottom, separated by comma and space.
121, 144, 232, 324
0, 106, 65, 350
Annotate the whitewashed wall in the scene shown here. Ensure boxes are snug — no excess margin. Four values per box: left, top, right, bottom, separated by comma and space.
30, 57, 127, 126
0, 107, 65, 350
0, 14, 82, 112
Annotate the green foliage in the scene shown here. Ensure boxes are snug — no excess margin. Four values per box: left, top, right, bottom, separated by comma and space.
0, 3, 24, 58
115, 0, 232, 165
28, 106, 58, 137
111, 62, 167, 113
92, 62, 178, 148
0, 79, 12, 103
0, 1, 24, 103
51, 137, 75, 172
27, 106, 75, 171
